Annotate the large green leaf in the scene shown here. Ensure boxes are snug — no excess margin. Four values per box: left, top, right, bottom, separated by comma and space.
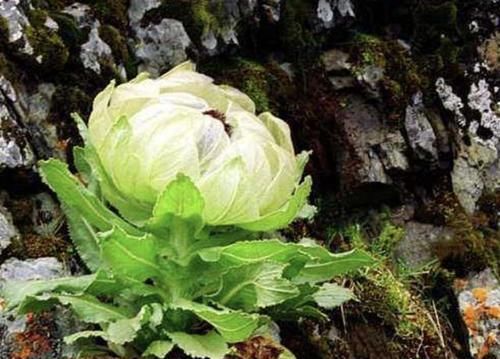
1, 274, 96, 309
146, 174, 204, 238
38, 159, 140, 236
64, 330, 109, 345
173, 300, 260, 343
312, 282, 354, 309
99, 227, 162, 283
294, 248, 374, 284
210, 262, 299, 311
199, 239, 373, 285
197, 239, 311, 266
57, 294, 130, 323
63, 203, 101, 272
106, 305, 158, 345
268, 284, 328, 321
143, 340, 174, 358
236, 176, 312, 232
18, 294, 130, 324
168, 331, 229, 359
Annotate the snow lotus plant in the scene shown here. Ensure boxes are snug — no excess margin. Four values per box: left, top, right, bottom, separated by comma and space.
0, 62, 373, 358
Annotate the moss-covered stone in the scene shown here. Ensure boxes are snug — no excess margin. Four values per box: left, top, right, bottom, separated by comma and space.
49, 12, 86, 51
24, 25, 69, 72
142, 0, 226, 48
201, 57, 295, 114
278, 0, 319, 66
348, 33, 425, 125
99, 24, 129, 64
80, 0, 129, 31
430, 192, 500, 277
0, 16, 10, 49
27, 8, 49, 28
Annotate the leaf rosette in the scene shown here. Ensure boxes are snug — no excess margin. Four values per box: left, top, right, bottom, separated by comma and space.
0, 62, 374, 358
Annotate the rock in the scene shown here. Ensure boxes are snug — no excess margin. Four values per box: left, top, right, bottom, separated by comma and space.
63, 3, 122, 77
317, 0, 355, 28
394, 221, 454, 268
379, 132, 409, 171
455, 268, 500, 359
321, 49, 351, 72
452, 156, 484, 214
328, 76, 356, 90
80, 27, 113, 75
62, 3, 93, 28
478, 31, 500, 71
356, 65, 384, 96
0, 257, 74, 359
435, 78, 466, 128
335, 95, 399, 190
0, 0, 33, 55
261, 0, 281, 23
0, 78, 35, 169
467, 79, 500, 145
404, 92, 438, 161
0, 204, 18, 255
0, 257, 65, 281
128, 0, 161, 28
134, 18, 192, 77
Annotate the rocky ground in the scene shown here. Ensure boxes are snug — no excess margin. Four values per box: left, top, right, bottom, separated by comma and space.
0, 0, 498, 358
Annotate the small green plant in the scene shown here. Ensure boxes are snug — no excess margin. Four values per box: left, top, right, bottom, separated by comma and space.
0, 62, 373, 358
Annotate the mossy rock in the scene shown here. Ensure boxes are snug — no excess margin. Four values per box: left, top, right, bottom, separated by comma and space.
279, 0, 320, 65
80, 0, 129, 31
49, 12, 86, 50
24, 26, 69, 72
142, 0, 225, 47
99, 25, 129, 63
201, 57, 295, 115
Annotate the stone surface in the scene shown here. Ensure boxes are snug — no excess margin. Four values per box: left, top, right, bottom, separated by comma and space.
379, 132, 409, 171
0, 78, 35, 169
455, 268, 500, 359
128, 0, 161, 28
0, 257, 64, 281
335, 95, 408, 190
394, 221, 454, 268
322, 49, 351, 72
0, 0, 33, 55
404, 92, 438, 162
133, 18, 192, 77
0, 204, 18, 255
0, 257, 72, 359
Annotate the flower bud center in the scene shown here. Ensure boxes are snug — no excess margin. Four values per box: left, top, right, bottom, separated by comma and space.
203, 109, 231, 134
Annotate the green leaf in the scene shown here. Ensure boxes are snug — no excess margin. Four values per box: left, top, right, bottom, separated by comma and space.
143, 340, 174, 358
1, 274, 96, 309
73, 146, 91, 181
268, 285, 328, 321
199, 239, 374, 284
236, 176, 312, 232
198, 239, 311, 266
146, 174, 204, 237
38, 159, 141, 236
294, 248, 374, 284
56, 294, 129, 323
173, 300, 260, 343
211, 262, 299, 311
64, 330, 109, 345
168, 331, 229, 359
312, 282, 354, 309
106, 305, 156, 345
63, 203, 101, 272
99, 226, 162, 282
71, 112, 89, 144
